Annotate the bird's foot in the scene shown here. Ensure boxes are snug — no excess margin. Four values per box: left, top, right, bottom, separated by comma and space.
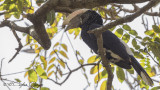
97, 48, 106, 56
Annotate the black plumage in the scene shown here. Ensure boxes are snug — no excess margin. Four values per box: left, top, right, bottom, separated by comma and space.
63, 9, 153, 86
80, 10, 131, 69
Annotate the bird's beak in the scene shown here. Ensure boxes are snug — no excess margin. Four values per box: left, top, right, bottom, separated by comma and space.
62, 9, 89, 31
63, 14, 82, 31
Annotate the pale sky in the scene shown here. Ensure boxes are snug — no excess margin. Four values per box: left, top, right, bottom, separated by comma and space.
0, 2, 159, 90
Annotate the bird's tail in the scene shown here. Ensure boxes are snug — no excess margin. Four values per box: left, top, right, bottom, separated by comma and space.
130, 55, 153, 86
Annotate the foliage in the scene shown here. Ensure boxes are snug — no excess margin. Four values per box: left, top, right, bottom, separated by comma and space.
0, 0, 160, 90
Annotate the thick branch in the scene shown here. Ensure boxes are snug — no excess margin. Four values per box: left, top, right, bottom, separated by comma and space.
0, 20, 29, 33
40, 0, 151, 13
94, 32, 113, 90
88, 0, 160, 34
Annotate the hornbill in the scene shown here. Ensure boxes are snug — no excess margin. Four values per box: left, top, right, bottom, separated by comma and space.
63, 9, 153, 86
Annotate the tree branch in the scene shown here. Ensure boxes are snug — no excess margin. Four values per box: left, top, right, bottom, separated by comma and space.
9, 26, 23, 62
1, 0, 153, 51
42, 0, 151, 13
94, 32, 113, 90
88, 0, 160, 34
48, 63, 97, 85
0, 20, 51, 61
112, 4, 160, 17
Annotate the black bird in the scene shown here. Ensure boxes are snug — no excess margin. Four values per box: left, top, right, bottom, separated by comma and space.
63, 9, 153, 86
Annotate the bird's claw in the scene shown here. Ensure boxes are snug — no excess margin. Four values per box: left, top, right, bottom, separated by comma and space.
97, 48, 106, 56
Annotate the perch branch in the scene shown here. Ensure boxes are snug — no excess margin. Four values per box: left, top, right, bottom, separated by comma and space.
94, 32, 113, 90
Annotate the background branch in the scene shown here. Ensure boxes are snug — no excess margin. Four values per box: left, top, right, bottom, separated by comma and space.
88, 0, 160, 34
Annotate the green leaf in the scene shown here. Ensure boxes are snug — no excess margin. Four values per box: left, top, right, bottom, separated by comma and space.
47, 71, 54, 78
15, 78, 21, 82
36, 65, 47, 79
53, 42, 59, 48
58, 60, 65, 68
90, 64, 102, 74
136, 36, 142, 40
116, 67, 125, 83
4, 13, 12, 19
24, 71, 28, 78
100, 80, 107, 90
152, 25, 160, 33
40, 56, 47, 70
0, 0, 4, 2
122, 33, 130, 43
127, 68, 134, 74
140, 59, 145, 67
13, 12, 20, 19
17, 0, 23, 12
143, 37, 151, 42
28, 69, 37, 82
31, 83, 40, 88
149, 43, 160, 59
30, 88, 37, 90
129, 30, 138, 36
50, 49, 58, 56
154, 37, 160, 43
59, 50, 68, 59
41, 87, 50, 90
47, 10, 55, 25
132, 39, 140, 50
61, 44, 68, 52
145, 30, 154, 36
123, 24, 131, 31
79, 59, 84, 64
115, 28, 123, 38
151, 86, 160, 90
94, 69, 108, 83
47, 64, 55, 72
87, 55, 100, 63
109, 26, 116, 31
133, 51, 144, 59
74, 28, 81, 39
4, 0, 16, 4
49, 57, 56, 64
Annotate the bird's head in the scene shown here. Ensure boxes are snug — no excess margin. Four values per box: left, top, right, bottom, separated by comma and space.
62, 9, 103, 31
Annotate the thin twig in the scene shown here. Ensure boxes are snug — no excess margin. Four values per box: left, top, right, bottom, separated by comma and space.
1, 71, 26, 76
63, 63, 97, 75
48, 63, 97, 85
125, 71, 134, 89
145, 48, 160, 67
112, 4, 160, 17
0, 59, 11, 90
65, 32, 90, 84
9, 23, 23, 62
48, 72, 72, 85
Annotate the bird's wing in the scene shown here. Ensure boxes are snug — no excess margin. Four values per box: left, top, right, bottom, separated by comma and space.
89, 24, 130, 61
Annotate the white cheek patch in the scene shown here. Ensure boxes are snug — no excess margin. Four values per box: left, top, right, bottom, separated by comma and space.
119, 39, 134, 56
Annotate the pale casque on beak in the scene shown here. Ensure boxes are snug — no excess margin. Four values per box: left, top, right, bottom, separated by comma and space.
62, 9, 89, 31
